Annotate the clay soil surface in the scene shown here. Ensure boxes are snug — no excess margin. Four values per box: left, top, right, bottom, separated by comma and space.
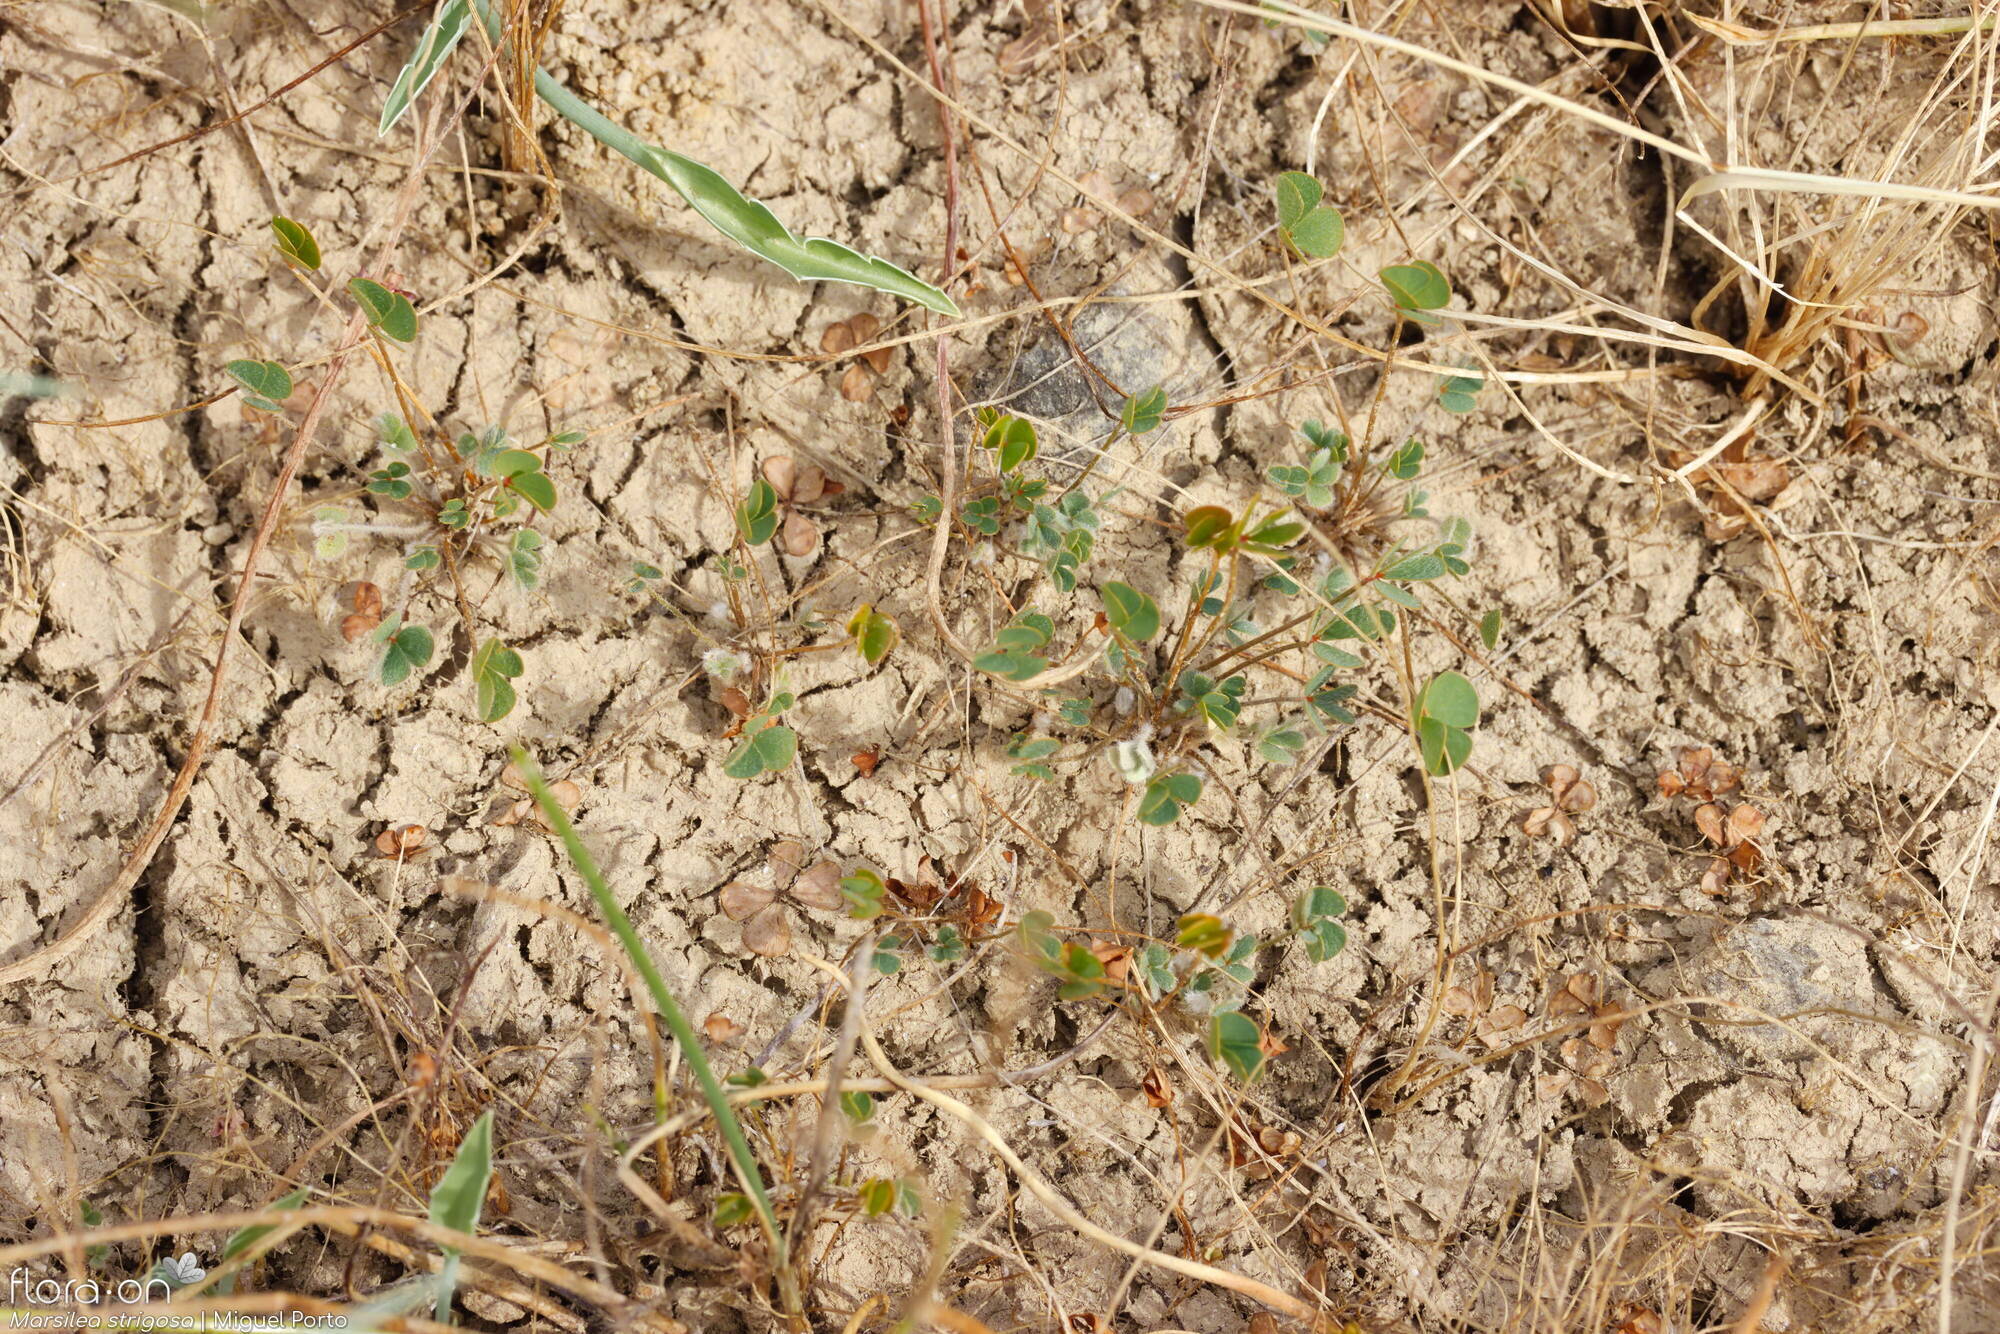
4, 2, 2000, 1331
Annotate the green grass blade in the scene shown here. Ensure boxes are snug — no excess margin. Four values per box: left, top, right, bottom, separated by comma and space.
427, 1108, 493, 1322
380, 0, 474, 136
512, 751, 786, 1261
468, 1, 957, 316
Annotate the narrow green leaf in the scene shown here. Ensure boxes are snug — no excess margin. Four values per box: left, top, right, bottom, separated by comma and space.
1479, 608, 1502, 650
216, 1186, 309, 1294
1100, 581, 1160, 642
379, 0, 474, 136
736, 478, 779, 545
269, 216, 320, 270
466, 0, 958, 317
714, 1192, 757, 1227
426, 1107, 492, 1322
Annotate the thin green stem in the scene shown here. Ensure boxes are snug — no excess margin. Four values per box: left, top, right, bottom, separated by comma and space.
511, 751, 793, 1297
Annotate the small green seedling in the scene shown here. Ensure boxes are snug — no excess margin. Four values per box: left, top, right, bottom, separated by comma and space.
974, 611, 1055, 681
270, 216, 320, 270
839, 867, 887, 919
375, 617, 435, 688
1100, 581, 1160, 643
1267, 420, 1347, 507
1137, 771, 1202, 826
976, 407, 1040, 473
1413, 670, 1478, 775
1274, 171, 1344, 259
1291, 886, 1348, 962
724, 693, 798, 779
1018, 910, 1107, 1000
847, 604, 899, 666
857, 1176, 922, 1217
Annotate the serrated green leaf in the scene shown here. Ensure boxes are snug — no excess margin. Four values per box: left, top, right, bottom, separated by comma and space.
347, 277, 418, 342
269, 216, 320, 270
1100, 581, 1159, 642
379, 624, 434, 687
379, 0, 473, 136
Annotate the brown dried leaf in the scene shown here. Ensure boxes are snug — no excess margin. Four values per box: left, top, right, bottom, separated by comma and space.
1535, 1073, 1572, 1102
997, 27, 1050, 75
820, 321, 857, 355
792, 862, 843, 911
703, 1013, 744, 1044
1077, 169, 1117, 203
491, 797, 532, 827
1588, 1003, 1626, 1052
1548, 987, 1591, 1020
1115, 186, 1154, 216
1701, 857, 1733, 895
1558, 779, 1597, 814
1059, 206, 1100, 234
720, 881, 775, 922
1542, 763, 1579, 797
1657, 770, 1686, 799
861, 343, 892, 375
791, 463, 829, 506
1141, 1067, 1172, 1107
1728, 840, 1762, 873
1725, 803, 1765, 846
761, 455, 798, 499
1442, 968, 1493, 1016
340, 612, 380, 643
1706, 760, 1741, 795
1891, 310, 1930, 350
846, 312, 880, 342
525, 779, 582, 831
1565, 972, 1603, 1008
778, 510, 819, 557
741, 903, 792, 957
1694, 802, 1728, 846
768, 841, 807, 885
839, 362, 876, 402
1520, 806, 1557, 838
719, 686, 752, 720
1679, 746, 1713, 785
376, 824, 428, 860
1575, 1076, 1610, 1106
850, 747, 881, 776
1476, 1004, 1528, 1047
